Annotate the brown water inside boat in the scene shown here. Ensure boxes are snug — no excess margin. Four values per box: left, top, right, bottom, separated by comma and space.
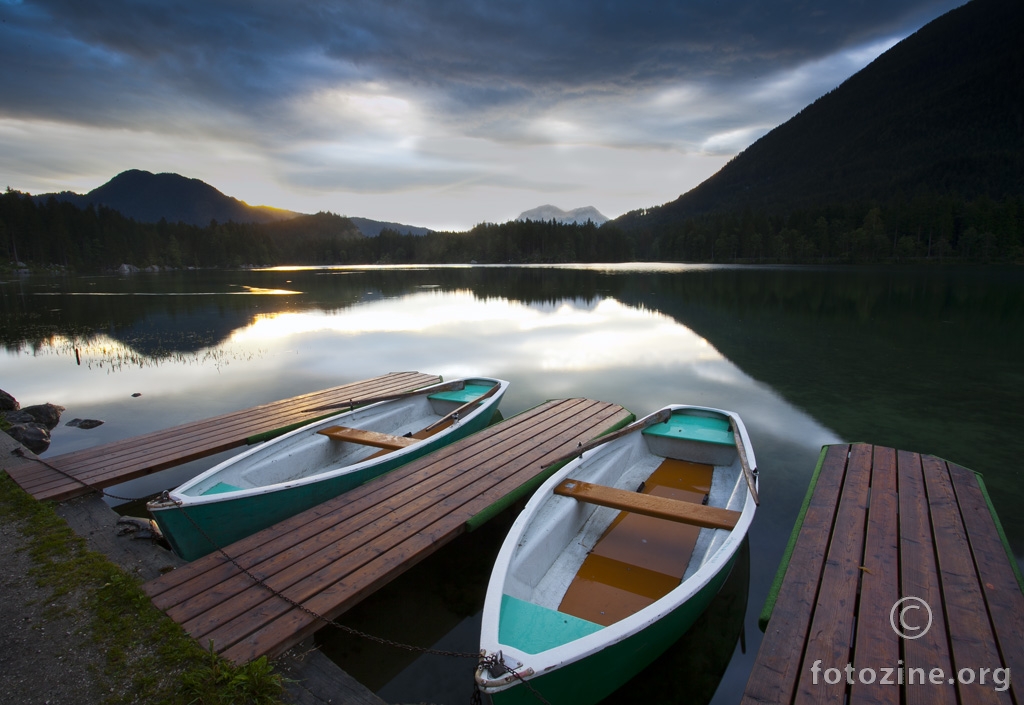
558, 458, 713, 626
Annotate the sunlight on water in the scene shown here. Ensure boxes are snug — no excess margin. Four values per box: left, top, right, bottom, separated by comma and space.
9, 264, 1018, 705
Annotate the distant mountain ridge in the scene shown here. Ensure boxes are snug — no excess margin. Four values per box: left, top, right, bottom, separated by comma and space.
33, 169, 432, 236
615, 0, 1024, 230
517, 205, 609, 225
348, 216, 432, 237
35, 170, 298, 226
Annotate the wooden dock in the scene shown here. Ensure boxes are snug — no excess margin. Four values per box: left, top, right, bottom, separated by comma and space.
6, 371, 441, 502
142, 397, 633, 664
743, 443, 1024, 705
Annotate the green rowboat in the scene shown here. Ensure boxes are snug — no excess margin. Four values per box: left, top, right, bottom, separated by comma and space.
475, 404, 758, 704
148, 377, 508, 561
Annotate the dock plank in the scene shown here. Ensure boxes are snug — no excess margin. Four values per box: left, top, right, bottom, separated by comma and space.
142, 397, 633, 663
923, 455, 1011, 705
146, 398, 589, 612
947, 463, 1024, 705
793, 442, 872, 703
743, 444, 1022, 705
6, 372, 441, 501
849, 445, 900, 705
898, 450, 956, 705
210, 399, 625, 660
741, 444, 850, 705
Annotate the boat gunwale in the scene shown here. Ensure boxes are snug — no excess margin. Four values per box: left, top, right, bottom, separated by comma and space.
476, 404, 757, 693
148, 377, 509, 509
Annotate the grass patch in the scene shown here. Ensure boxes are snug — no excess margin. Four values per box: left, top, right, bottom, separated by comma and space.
0, 470, 287, 704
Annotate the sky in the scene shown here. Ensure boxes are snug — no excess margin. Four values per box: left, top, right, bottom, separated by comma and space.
0, 0, 965, 232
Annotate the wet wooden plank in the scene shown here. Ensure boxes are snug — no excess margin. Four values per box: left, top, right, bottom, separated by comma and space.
740, 444, 850, 705
924, 455, 1012, 705
793, 442, 872, 703
142, 398, 632, 663
848, 445, 899, 705
7, 372, 441, 501
897, 450, 956, 705
947, 463, 1024, 705
743, 444, 1022, 705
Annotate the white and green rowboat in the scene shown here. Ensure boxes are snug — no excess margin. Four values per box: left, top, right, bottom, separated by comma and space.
148, 377, 508, 561
475, 404, 758, 705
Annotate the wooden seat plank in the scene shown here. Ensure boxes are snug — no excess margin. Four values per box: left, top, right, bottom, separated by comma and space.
142, 399, 633, 662
740, 444, 851, 705
316, 426, 418, 450
8, 372, 441, 501
553, 479, 740, 530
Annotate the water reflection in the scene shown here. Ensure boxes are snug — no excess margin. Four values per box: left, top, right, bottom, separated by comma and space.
2, 264, 1021, 704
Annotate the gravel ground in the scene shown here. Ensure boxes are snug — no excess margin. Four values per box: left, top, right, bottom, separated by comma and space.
0, 514, 110, 705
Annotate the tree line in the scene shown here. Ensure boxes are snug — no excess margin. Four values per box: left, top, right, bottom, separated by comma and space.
2, 188, 1021, 271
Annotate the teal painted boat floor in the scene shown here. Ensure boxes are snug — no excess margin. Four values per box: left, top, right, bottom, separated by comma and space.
743, 444, 1024, 705
6, 371, 441, 502
142, 397, 633, 664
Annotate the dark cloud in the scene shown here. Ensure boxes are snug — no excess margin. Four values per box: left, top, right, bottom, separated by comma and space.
0, 0, 966, 224
2, 0, 964, 127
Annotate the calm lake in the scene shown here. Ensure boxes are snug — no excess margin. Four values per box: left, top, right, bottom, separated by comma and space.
2, 263, 1022, 704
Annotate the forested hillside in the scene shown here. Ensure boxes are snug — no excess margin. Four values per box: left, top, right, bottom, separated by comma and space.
2, 187, 1022, 269
613, 0, 1024, 262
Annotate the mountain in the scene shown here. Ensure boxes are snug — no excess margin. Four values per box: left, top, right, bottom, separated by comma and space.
615, 0, 1024, 230
517, 205, 609, 225
348, 216, 432, 237
34, 169, 435, 237
35, 170, 298, 226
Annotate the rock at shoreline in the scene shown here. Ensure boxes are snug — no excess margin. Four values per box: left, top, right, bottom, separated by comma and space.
1, 393, 65, 454
66, 418, 105, 430
6, 423, 51, 454
0, 389, 18, 412
6, 403, 66, 430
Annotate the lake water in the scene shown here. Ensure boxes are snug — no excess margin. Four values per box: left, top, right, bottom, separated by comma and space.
2, 263, 1021, 704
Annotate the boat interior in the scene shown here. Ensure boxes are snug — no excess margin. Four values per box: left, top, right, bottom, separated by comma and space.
499, 411, 748, 651
185, 381, 495, 495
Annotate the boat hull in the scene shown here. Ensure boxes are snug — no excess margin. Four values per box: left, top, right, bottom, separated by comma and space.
149, 378, 506, 561
486, 549, 739, 705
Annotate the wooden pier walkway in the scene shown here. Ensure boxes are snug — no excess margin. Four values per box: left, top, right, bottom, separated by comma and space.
743, 443, 1024, 705
142, 397, 633, 664
6, 371, 440, 502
